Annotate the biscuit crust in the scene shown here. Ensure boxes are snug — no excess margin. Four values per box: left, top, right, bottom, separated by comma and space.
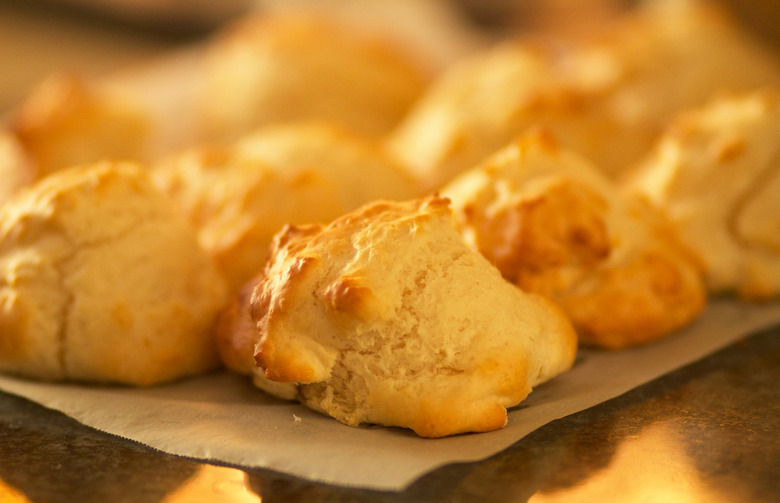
0, 162, 227, 385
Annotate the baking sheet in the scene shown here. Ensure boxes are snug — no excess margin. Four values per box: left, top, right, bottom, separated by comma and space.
1, 298, 778, 491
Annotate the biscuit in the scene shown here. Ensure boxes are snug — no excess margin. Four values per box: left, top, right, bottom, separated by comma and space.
10, 73, 152, 178
388, 1, 780, 190
214, 273, 301, 401
387, 40, 618, 192
249, 195, 577, 437
586, 1, 780, 148
441, 130, 707, 349
152, 122, 419, 293
214, 273, 263, 376
0, 162, 227, 385
200, 13, 431, 142
626, 89, 780, 299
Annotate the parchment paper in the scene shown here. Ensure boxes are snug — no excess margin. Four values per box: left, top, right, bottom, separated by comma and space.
1, 298, 779, 491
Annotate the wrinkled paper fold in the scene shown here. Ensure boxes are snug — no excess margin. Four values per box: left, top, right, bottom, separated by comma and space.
1, 299, 779, 491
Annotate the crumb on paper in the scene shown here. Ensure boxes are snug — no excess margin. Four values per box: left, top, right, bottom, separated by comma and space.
293, 414, 301, 423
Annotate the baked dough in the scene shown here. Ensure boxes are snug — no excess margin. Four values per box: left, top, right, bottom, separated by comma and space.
387, 40, 617, 192
0, 161, 227, 385
215, 273, 263, 376
388, 1, 780, 190
0, 130, 35, 204
584, 0, 780, 149
152, 122, 419, 293
441, 130, 706, 349
214, 271, 300, 401
10, 73, 152, 178
626, 89, 780, 299
200, 12, 431, 142
248, 195, 577, 437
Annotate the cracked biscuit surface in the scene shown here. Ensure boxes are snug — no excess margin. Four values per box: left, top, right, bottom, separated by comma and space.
441, 131, 706, 349
0, 162, 227, 385
247, 195, 577, 437
627, 89, 780, 299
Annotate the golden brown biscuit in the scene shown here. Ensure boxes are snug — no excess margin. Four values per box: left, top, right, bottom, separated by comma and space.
214, 271, 300, 401
388, 1, 780, 190
441, 130, 706, 349
10, 73, 152, 178
249, 195, 577, 437
214, 274, 263, 376
0, 161, 227, 385
153, 122, 419, 293
200, 12, 431, 142
626, 89, 780, 299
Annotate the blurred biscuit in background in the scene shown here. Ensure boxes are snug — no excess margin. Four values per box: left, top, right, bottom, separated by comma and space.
199, 12, 433, 143
0, 130, 35, 204
153, 122, 420, 293
389, 0, 780, 191
626, 88, 780, 300
10, 73, 153, 177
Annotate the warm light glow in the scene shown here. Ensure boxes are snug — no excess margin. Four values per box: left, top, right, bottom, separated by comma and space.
528, 421, 729, 503
160, 465, 261, 503
0, 478, 34, 503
